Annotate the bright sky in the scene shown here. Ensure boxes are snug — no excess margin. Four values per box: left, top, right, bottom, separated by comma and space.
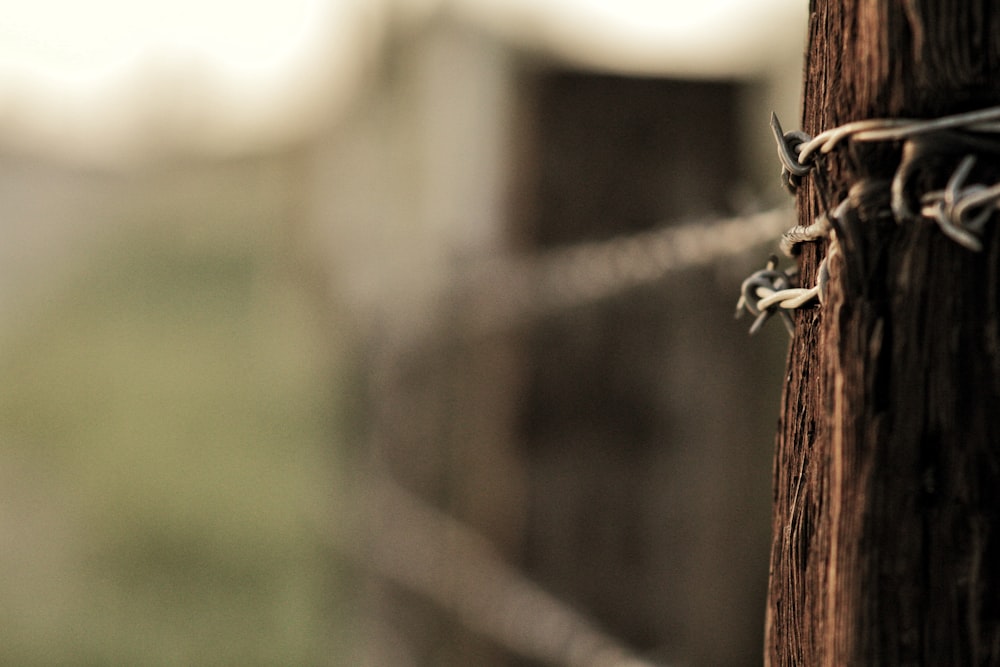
0, 0, 804, 165
455, 0, 805, 75
0, 0, 370, 164
0, 0, 308, 76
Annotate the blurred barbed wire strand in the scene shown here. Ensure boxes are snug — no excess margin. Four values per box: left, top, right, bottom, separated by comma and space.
330, 474, 669, 667
322, 207, 794, 664
450, 205, 794, 338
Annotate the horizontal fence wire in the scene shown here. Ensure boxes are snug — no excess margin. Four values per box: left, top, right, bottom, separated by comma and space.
447, 205, 794, 339
348, 207, 794, 664
330, 474, 670, 667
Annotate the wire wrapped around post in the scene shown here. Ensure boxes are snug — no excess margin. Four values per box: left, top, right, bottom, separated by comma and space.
738, 104, 1000, 335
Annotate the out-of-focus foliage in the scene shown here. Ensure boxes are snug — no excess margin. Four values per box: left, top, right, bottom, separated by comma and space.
0, 219, 354, 665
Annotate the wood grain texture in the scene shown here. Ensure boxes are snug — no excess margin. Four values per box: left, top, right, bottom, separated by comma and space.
766, 2, 1000, 665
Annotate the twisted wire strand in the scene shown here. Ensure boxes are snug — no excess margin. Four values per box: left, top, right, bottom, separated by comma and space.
746, 104, 1000, 334
778, 105, 1000, 169
352, 211, 792, 665
772, 104, 1000, 252
534, 207, 792, 307
779, 215, 832, 256
334, 474, 669, 667
352, 214, 794, 662
453, 206, 794, 339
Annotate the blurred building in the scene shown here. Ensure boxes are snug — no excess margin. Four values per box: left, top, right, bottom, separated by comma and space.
0, 2, 807, 666
297, 6, 805, 666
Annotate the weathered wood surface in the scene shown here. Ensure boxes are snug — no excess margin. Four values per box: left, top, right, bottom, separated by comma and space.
767, 2, 1000, 665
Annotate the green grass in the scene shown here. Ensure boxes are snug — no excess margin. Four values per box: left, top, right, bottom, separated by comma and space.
0, 229, 354, 666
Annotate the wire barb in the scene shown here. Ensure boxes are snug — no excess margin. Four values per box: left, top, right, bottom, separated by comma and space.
770, 112, 813, 192
735, 250, 834, 336
920, 155, 1000, 251
736, 256, 799, 335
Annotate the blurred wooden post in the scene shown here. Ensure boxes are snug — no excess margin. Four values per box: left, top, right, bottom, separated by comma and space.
516, 73, 775, 665
767, 2, 1000, 664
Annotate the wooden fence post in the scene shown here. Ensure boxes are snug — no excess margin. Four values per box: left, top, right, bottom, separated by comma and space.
766, 2, 1000, 664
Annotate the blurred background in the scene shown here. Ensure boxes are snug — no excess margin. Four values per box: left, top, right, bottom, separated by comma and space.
0, 1, 807, 665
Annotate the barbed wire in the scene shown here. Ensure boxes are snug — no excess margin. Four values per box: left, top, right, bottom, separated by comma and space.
348, 209, 793, 662
771, 104, 1000, 250
330, 474, 669, 667
740, 105, 1000, 334
734, 244, 835, 335
445, 206, 794, 340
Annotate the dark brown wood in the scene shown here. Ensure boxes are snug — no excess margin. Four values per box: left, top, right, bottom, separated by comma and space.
767, 2, 1000, 665
516, 73, 774, 665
